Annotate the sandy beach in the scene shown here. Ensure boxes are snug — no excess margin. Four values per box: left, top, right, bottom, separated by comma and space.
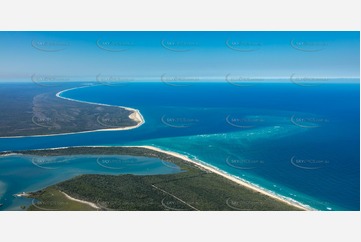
3, 145, 314, 210
0, 86, 145, 139
60, 191, 100, 210
129, 111, 143, 124
134, 145, 313, 211
57, 86, 145, 130
0, 153, 18, 157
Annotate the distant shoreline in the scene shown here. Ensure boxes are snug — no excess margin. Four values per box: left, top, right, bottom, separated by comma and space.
0, 85, 145, 139
56, 86, 145, 130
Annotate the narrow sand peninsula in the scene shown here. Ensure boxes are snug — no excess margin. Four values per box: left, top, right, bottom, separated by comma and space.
135, 145, 312, 211
60, 191, 100, 210
0, 86, 145, 138
56, 86, 145, 131
0, 153, 18, 157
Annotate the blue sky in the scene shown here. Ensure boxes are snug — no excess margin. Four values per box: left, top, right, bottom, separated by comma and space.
0, 31, 359, 82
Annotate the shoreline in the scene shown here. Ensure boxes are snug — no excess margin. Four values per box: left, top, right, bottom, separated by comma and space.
0, 85, 145, 139
133, 145, 313, 211
0, 153, 19, 157
56, 86, 145, 127
60, 191, 100, 210
5, 145, 314, 211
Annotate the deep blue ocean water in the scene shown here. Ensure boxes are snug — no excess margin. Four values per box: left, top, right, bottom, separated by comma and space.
0, 82, 359, 210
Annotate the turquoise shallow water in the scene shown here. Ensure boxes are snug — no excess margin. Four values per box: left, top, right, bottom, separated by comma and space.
0, 82, 359, 211
0, 154, 181, 210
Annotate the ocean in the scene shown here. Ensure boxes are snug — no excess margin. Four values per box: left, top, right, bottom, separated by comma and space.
0, 82, 359, 211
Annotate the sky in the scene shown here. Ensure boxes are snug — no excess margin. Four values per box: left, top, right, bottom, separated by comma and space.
0, 31, 359, 82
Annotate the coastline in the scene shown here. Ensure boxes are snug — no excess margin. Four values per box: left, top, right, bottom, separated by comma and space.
0, 85, 145, 139
0, 84, 314, 211
56, 86, 145, 126
2, 145, 315, 211
0, 153, 19, 157
133, 145, 313, 211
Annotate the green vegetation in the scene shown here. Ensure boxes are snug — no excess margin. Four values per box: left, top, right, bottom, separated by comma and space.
28, 187, 96, 211
0, 84, 137, 137
19, 147, 301, 211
